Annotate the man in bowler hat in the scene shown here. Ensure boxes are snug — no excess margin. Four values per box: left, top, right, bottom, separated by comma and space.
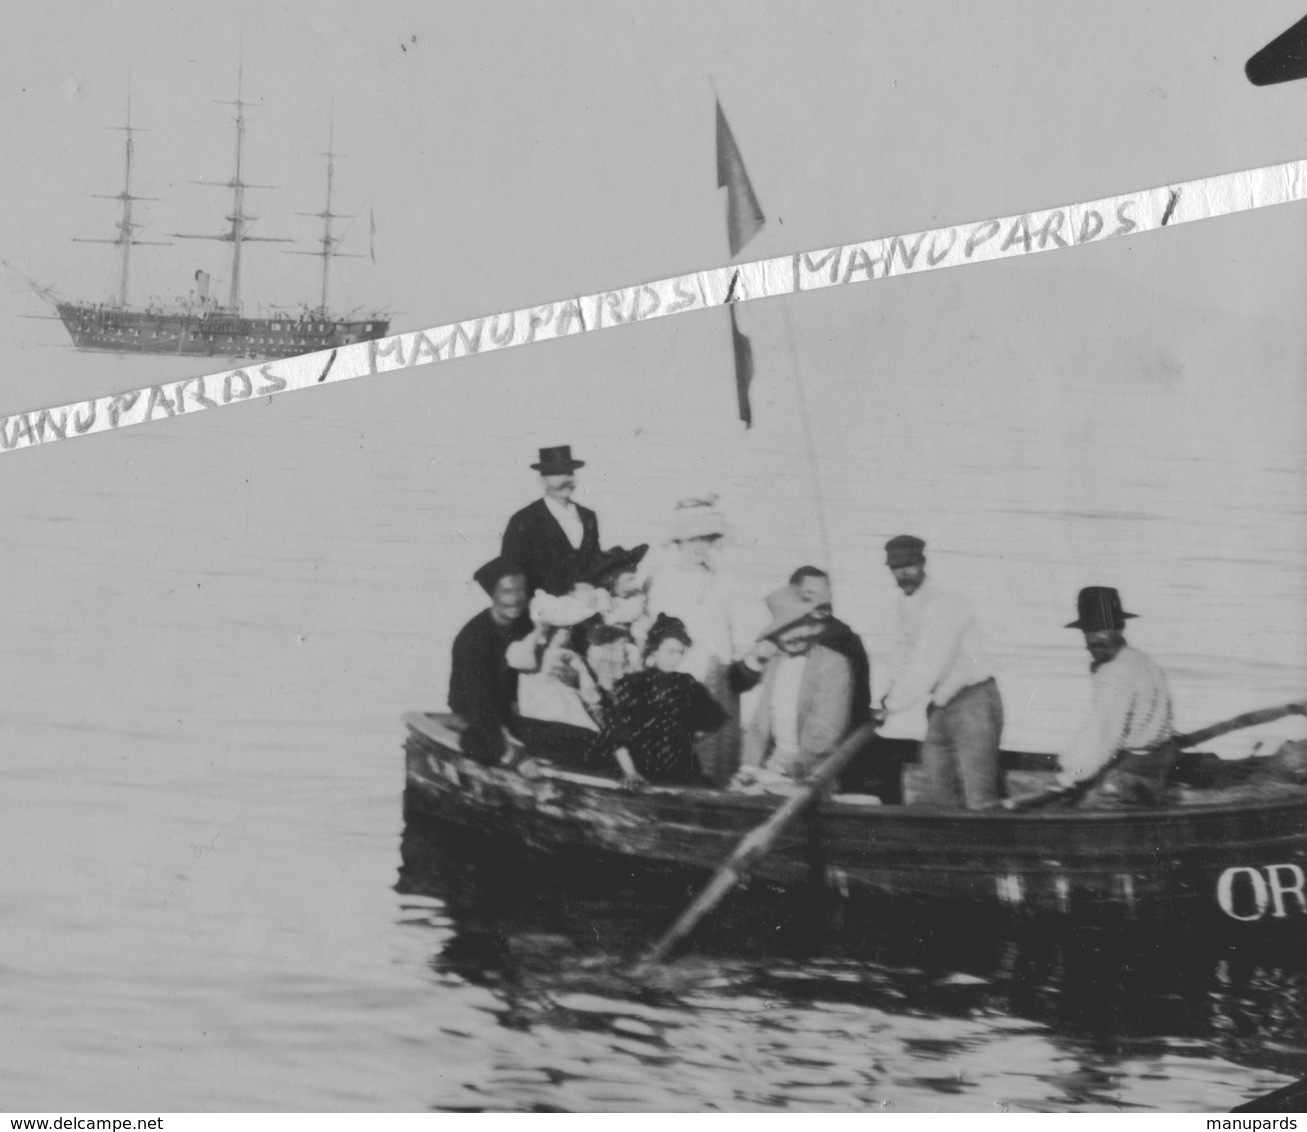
501, 445, 601, 598
874, 535, 1005, 808
1060, 586, 1176, 806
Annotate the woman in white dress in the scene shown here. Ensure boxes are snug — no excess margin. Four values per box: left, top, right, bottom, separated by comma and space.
644, 497, 750, 785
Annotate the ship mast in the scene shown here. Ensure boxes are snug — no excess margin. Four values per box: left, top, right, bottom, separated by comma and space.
171, 60, 289, 313
287, 118, 361, 316
74, 79, 169, 307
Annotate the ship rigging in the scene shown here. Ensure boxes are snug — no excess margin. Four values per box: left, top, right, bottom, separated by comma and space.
49, 70, 388, 359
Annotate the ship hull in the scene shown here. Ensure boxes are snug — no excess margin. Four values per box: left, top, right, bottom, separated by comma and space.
56, 303, 389, 359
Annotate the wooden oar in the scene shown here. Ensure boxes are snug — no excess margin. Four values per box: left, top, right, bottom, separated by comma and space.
633, 721, 878, 972
1001, 699, 1307, 812
1171, 700, 1305, 749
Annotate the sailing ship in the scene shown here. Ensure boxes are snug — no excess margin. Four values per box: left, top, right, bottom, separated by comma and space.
54, 76, 389, 359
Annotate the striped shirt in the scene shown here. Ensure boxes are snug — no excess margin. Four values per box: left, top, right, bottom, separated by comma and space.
1061, 645, 1174, 784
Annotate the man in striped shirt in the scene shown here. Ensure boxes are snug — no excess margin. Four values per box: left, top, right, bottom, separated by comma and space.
1060, 586, 1176, 807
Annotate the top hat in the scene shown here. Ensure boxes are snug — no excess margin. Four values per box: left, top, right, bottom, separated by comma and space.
758, 585, 822, 641
531, 445, 585, 474
884, 534, 926, 568
1065, 586, 1138, 631
585, 544, 649, 587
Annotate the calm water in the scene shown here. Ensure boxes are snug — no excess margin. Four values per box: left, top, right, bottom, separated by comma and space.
1, 263, 1305, 1112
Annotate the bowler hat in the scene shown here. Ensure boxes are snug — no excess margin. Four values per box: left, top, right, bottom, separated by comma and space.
1065, 586, 1138, 631
758, 585, 821, 641
531, 445, 585, 474
885, 534, 926, 568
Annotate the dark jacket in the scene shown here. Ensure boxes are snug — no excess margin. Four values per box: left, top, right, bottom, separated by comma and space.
501, 497, 601, 597
731, 615, 872, 725
448, 607, 532, 763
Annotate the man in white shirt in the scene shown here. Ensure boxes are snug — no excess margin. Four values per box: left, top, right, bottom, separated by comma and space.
501, 445, 602, 597
872, 535, 1005, 808
1060, 586, 1176, 807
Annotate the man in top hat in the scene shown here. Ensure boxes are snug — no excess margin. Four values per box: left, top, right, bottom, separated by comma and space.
736, 586, 854, 783
874, 535, 1005, 808
1060, 586, 1176, 806
501, 445, 602, 598
447, 556, 535, 767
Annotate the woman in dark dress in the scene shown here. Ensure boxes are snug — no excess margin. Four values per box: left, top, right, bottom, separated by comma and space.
589, 613, 728, 789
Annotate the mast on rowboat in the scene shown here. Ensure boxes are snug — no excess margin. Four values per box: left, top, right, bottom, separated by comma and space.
73, 76, 170, 308
170, 59, 290, 313
285, 117, 362, 317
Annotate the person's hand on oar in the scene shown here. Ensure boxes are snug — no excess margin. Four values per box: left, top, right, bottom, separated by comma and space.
613, 747, 649, 792
1001, 700, 1307, 811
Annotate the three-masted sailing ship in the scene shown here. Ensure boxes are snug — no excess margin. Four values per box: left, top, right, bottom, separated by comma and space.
55, 75, 389, 359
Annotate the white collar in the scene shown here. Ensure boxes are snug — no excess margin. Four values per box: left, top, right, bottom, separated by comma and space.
543, 494, 577, 517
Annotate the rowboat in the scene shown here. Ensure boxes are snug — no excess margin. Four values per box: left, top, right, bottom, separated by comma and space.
402, 711, 1307, 927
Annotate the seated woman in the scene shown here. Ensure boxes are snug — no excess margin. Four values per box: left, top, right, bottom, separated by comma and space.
506, 545, 654, 760
587, 613, 728, 790
506, 616, 603, 770
582, 544, 650, 696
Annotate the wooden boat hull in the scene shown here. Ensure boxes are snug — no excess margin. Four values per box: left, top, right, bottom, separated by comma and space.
402, 712, 1307, 925
56, 302, 388, 359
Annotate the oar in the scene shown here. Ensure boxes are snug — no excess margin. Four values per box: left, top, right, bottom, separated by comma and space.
633, 721, 878, 973
1002, 699, 1307, 812
1171, 700, 1305, 749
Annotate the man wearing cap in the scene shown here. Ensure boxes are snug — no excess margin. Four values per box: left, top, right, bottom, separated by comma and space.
737, 587, 854, 783
1060, 586, 1176, 806
447, 557, 535, 767
501, 445, 601, 598
875, 535, 1005, 809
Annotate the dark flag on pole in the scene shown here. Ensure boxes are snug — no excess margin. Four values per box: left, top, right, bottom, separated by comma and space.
715, 99, 765, 257
729, 305, 755, 428
716, 97, 764, 426
1247, 15, 1307, 85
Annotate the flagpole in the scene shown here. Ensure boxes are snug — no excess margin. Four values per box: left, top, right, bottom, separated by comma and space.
779, 304, 834, 573
713, 86, 835, 575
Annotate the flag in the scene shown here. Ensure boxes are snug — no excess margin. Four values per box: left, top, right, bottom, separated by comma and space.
729, 305, 754, 428
1247, 15, 1307, 85
369, 207, 377, 265
715, 99, 765, 257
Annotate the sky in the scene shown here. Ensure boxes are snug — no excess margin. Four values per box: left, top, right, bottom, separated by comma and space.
6, 0, 1307, 332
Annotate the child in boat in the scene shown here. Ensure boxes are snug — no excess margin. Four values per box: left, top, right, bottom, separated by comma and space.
587, 613, 728, 790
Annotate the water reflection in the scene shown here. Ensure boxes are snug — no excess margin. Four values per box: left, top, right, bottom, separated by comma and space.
396, 805, 1307, 1111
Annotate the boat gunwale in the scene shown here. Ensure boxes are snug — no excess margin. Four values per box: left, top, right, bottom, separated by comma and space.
403, 711, 1307, 827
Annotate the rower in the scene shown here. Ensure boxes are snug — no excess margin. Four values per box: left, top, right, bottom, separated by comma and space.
872, 535, 1005, 809
1059, 586, 1176, 807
